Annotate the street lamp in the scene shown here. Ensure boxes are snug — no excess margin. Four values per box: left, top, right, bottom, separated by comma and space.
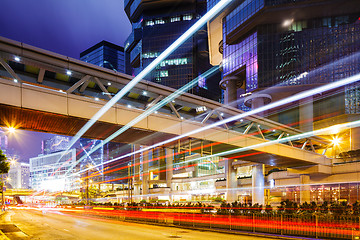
9, 158, 16, 166
7, 127, 15, 134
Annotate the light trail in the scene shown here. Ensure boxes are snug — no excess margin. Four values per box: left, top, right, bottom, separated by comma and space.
51, 206, 357, 238
71, 71, 360, 177
80, 111, 337, 180
64, 66, 219, 175
57, 0, 233, 166
81, 119, 360, 187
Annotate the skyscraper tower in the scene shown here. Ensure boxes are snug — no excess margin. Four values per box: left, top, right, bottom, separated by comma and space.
124, 0, 221, 101
80, 40, 125, 73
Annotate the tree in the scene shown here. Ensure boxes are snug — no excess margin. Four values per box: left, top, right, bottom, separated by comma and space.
0, 150, 10, 210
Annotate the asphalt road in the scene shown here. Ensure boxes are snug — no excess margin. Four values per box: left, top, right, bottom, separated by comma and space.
0, 209, 277, 240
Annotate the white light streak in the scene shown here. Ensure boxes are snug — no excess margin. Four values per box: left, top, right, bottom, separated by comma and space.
59, 0, 233, 167
66, 66, 219, 175
71, 72, 360, 176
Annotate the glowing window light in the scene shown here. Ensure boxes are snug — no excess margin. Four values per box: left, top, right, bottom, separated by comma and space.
171, 16, 181, 22
183, 14, 193, 21
145, 20, 154, 26
155, 18, 165, 25
160, 70, 168, 77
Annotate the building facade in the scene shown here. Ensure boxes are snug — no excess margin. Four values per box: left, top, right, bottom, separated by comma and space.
80, 40, 125, 73
124, 0, 221, 101
205, 0, 360, 204
29, 149, 78, 191
42, 135, 70, 155
8, 162, 30, 189
0, 128, 8, 154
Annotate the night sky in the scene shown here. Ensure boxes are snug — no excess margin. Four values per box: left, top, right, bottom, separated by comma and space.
0, 0, 131, 58
0, 0, 132, 161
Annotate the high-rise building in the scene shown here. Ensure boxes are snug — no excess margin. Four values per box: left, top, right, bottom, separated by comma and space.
80, 40, 125, 73
205, 0, 360, 204
8, 162, 30, 189
208, 0, 360, 116
29, 149, 78, 191
124, 0, 221, 101
0, 128, 8, 154
42, 135, 70, 155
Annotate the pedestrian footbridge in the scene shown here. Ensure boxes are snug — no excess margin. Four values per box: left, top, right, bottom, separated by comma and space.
0, 36, 331, 168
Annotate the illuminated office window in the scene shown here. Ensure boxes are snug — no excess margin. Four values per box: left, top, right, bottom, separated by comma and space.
160, 58, 188, 67
142, 52, 159, 59
155, 18, 165, 24
160, 70, 168, 77
145, 20, 154, 26
171, 16, 181, 22
183, 14, 193, 21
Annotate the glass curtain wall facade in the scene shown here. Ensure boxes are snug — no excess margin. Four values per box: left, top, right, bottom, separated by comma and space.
125, 0, 221, 101
29, 149, 77, 191
80, 41, 125, 73
217, 0, 360, 113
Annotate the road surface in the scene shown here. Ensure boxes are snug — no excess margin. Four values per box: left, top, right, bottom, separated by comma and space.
0, 209, 277, 240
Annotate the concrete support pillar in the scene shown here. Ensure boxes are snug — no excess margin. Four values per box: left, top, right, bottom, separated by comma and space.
252, 164, 264, 206
299, 96, 314, 132
225, 159, 237, 202
165, 148, 173, 202
225, 78, 237, 106
300, 175, 310, 204
351, 127, 360, 150
142, 150, 150, 201
220, 75, 239, 107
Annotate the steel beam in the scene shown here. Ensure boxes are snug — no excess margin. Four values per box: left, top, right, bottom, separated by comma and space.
37, 68, 45, 83
0, 58, 22, 83
94, 77, 112, 100
67, 75, 91, 94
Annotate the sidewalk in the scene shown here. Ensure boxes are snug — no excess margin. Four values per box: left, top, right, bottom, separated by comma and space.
0, 211, 10, 240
